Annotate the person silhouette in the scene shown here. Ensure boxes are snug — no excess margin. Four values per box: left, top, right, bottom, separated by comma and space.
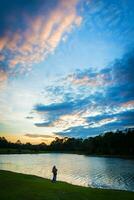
52, 165, 58, 182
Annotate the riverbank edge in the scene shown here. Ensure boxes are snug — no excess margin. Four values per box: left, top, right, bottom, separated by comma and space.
0, 148, 134, 160
0, 170, 134, 200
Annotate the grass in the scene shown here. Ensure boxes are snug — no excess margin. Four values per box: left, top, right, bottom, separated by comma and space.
0, 170, 134, 200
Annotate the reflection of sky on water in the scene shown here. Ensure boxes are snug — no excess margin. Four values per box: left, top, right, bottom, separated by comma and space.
0, 154, 134, 191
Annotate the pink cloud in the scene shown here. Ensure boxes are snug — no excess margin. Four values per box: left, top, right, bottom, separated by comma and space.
121, 100, 134, 109
0, 0, 82, 71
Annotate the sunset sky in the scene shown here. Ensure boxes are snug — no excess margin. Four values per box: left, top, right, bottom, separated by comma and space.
0, 0, 134, 144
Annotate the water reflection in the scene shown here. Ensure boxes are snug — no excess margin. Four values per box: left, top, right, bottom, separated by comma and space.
0, 153, 134, 191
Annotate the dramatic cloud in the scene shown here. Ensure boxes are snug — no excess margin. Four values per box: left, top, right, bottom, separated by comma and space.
0, 0, 134, 142
32, 49, 134, 137
0, 0, 82, 85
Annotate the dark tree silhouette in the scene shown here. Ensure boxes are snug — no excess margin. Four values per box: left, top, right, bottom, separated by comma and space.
0, 128, 134, 156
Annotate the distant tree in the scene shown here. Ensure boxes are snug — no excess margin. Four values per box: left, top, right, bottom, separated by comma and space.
16, 140, 22, 145
0, 129, 134, 156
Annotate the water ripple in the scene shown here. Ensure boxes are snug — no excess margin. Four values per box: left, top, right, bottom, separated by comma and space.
0, 154, 134, 191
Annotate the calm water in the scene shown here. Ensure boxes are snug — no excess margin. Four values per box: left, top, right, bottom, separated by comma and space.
0, 153, 134, 191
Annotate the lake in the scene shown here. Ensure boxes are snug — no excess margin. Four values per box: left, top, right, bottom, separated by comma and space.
0, 153, 134, 191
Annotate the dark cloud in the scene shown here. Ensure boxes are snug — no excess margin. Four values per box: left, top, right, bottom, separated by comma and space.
111, 50, 134, 83
57, 126, 93, 138
34, 102, 75, 126
26, 116, 34, 119
25, 133, 55, 138
87, 110, 134, 123
35, 122, 51, 127
104, 49, 134, 105
34, 102, 74, 112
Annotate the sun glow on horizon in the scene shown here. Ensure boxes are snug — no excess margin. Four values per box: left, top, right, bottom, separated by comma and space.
0, 0, 134, 142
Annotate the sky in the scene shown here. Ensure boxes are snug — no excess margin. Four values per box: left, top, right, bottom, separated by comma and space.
0, 0, 134, 144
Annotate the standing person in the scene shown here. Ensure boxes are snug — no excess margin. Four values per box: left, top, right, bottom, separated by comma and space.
52, 165, 57, 182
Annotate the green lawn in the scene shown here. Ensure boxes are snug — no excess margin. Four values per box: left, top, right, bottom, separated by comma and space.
0, 170, 133, 200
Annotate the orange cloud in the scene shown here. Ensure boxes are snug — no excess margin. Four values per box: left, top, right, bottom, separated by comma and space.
2, 134, 53, 144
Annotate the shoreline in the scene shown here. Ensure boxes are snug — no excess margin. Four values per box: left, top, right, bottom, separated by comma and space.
0, 170, 134, 200
0, 169, 134, 192
0, 148, 134, 160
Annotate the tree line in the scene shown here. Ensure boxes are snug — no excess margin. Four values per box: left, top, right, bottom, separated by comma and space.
0, 129, 134, 156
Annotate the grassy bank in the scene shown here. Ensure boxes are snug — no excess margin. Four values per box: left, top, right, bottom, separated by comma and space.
0, 170, 133, 200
